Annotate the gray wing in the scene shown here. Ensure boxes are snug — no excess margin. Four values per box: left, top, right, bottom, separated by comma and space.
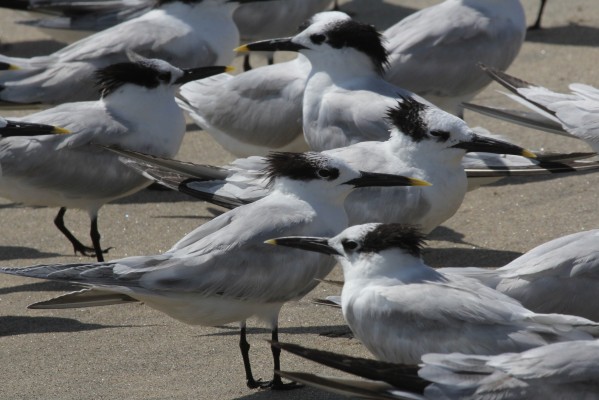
178, 56, 308, 150
52, 11, 216, 67
421, 341, 599, 399
384, 3, 524, 100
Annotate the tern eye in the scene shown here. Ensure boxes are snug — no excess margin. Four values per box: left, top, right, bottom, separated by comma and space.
316, 167, 339, 180
342, 240, 359, 251
310, 34, 326, 45
158, 72, 172, 82
430, 130, 450, 142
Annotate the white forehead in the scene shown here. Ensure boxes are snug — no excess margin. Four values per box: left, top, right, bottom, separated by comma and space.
301, 11, 351, 34
335, 223, 381, 242
424, 106, 472, 135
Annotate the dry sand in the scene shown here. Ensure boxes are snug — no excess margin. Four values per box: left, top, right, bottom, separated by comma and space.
0, 0, 598, 398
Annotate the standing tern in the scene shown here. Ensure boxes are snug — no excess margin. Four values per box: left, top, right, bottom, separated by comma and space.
235, 12, 455, 151
0, 152, 428, 389
0, 117, 70, 137
382, 0, 526, 116
272, 339, 599, 400
464, 65, 599, 153
0, 0, 272, 104
117, 100, 535, 233
0, 55, 228, 261
267, 223, 599, 365
177, 54, 311, 157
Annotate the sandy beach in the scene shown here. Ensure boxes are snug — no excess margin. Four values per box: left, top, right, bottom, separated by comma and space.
0, 0, 598, 398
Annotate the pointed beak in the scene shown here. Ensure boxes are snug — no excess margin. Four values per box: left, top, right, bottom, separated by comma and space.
344, 171, 431, 188
1, 120, 70, 136
452, 134, 536, 158
265, 237, 340, 256
174, 66, 233, 85
0, 61, 19, 70
235, 38, 308, 53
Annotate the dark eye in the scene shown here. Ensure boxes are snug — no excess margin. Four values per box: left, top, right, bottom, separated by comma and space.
158, 72, 171, 82
317, 169, 331, 178
310, 34, 326, 45
342, 240, 359, 251
430, 130, 450, 142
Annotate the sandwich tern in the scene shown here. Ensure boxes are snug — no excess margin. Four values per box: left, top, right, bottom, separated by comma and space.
382, 0, 526, 116
440, 229, 599, 321
1, 152, 427, 389
0, 0, 271, 104
0, 55, 228, 261
273, 339, 599, 400
267, 223, 599, 364
177, 54, 311, 157
116, 100, 535, 233
464, 65, 599, 153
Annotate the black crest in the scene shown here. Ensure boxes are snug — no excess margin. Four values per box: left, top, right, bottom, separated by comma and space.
361, 224, 426, 257
386, 97, 429, 142
262, 152, 339, 185
95, 62, 164, 96
326, 20, 389, 75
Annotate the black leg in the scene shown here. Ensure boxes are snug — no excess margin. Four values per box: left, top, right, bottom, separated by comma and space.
243, 54, 252, 72
529, 0, 547, 30
240, 325, 262, 389
332, 0, 339, 11
54, 207, 96, 257
269, 328, 302, 390
267, 54, 274, 66
90, 216, 108, 262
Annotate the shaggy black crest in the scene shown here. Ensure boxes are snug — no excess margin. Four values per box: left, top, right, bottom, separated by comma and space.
262, 152, 339, 185
386, 97, 429, 142
326, 20, 389, 75
95, 62, 166, 96
361, 224, 426, 257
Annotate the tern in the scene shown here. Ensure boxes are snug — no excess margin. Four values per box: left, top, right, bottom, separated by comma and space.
117, 99, 535, 233
0, 152, 428, 389
267, 223, 599, 364
382, 0, 526, 116
272, 339, 599, 400
0, 0, 272, 104
0, 55, 228, 261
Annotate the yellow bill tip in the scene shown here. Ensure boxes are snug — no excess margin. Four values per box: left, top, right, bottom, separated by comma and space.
410, 178, 432, 187
521, 149, 537, 159
234, 44, 250, 53
8, 64, 20, 71
264, 239, 278, 245
52, 126, 71, 134
225, 66, 235, 73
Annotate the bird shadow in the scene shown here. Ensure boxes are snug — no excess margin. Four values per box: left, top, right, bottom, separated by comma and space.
0, 246, 61, 261
198, 324, 351, 339
232, 386, 347, 400
525, 24, 599, 46
0, 315, 121, 337
0, 280, 80, 295
427, 226, 473, 245
0, 39, 66, 57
